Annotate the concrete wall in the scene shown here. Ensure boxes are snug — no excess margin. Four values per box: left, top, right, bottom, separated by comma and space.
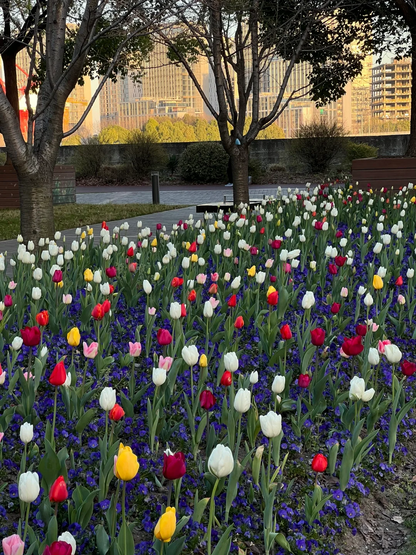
18, 134, 414, 168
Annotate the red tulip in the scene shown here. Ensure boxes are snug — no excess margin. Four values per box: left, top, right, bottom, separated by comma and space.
298, 374, 311, 388
250, 246, 258, 255
157, 329, 172, 346
335, 230, 343, 238
49, 476, 68, 503
200, 390, 216, 410
109, 284, 115, 294
36, 311, 49, 327
314, 221, 323, 230
52, 270, 63, 283
331, 302, 341, 314
171, 277, 184, 288
4, 294, 12, 307
20, 326, 41, 347
188, 241, 197, 253
102, 300, 111, 314
328, 264, 338, 275
220, 371, 232, 386
341, 336, 363, 356
396, 276, 403, 286
102, 221, 108, 230
334, 256, 347, 267
267, 291, 278, 305
355, 324, 367, 337
156, 223, 162, 230
49, 361, 67, 386
106, 266, 117, 278
311, 454, 328, 473
271, 239, 281, 250
163, 451, 186, 481
310, 328, 325, 347
109, 403, 125, 421
181, 304, 186, 318
401, 360, 416, 376
127, 247, 134, 257
227, 294, 237, 308
270, 275, 277, 283
188, 290, 196, 302
280, 324, 292, 340
128, 262, 137, 273
260, 227, 265, 234
91, 304, 104, 320
234, 316, 244, 329
43, 542, 72, 555
256, 215, 262, 223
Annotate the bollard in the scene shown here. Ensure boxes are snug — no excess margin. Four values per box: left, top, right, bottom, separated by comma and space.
224, 195, 227, 203
151, 172, 160, 204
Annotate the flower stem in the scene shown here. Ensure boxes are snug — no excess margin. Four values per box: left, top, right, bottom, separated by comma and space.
267, 439, 272, 488
51, 387, 58, 448
166, 480, 173, 508
22, 502, 30, 544
122, 481, 126, 524
207, 478, 220, 555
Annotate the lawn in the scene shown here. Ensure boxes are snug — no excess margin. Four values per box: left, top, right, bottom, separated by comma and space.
0, 203, 181, 240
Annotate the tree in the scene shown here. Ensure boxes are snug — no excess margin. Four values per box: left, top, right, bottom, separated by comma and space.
99, 125, 131, 144
0, 0, 168, 241
154, 0, 386, 204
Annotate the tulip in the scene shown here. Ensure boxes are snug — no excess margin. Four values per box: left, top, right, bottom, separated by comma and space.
143, 279, 152, 294
49, 476, 68, 503
331, 302, 341, 314
280, 324, 292, 340
349, 376, 375, 402
169, 302, 182, 320
11, 336, 23, 350
4, 294, 13, 307
106, 266, 117, 278
260, 411, 282, 438
115, 443, 139, 481
49, 361, 67, 386
311, 454, 328, 473
384, 344, 402, 363
83, 341, 99, 358
298, 373, 311, 388
20, 326, 41, 347
272, 375, 285, 394
224, 352, 239, 372
163, 451, 186, 481
100, 282, 110, 295
99, 387, 116, 411
302, 291, 315, 309
203, 301, 214, 318
200, 390, 216, 410
234, 388, 251, 413
102, 299, 111, 314
128, 341, 141, 357
398, 294, 406, 305
20, 422, 33, 444
67, 327, 81, 347
208, 444, 234, 478
157, 329, 172, 346
199, 354, 208, 367
396, 275, 403, 286
373, 275, 383, 289
91, 303, 104, 320
0, 366, 5, 385
62, 294, 72, 304
188, 289, 197, 302
234, 316, 244, 329
247, 265, 256, 277
341, 336, 363, 357
153, 367, 167, 386
2, 534, 25, 555
363, 293, 374, 307
154, 507, 176, 543
36, 310, 49, 327
182, 345, 199, 366
52, 269, 63, 283
159, 356, 173, 371
267, 290, 278, 305
250, 371, 259, 384
19, 471, 40, 502
171, 277, 184, 287
368, 348, 380, 366
355, 324, 367, 336
109, 403, 125, 421
43, 542, 72, 555
310, 328, 325, 346
401, 360, 416, 376
57, 532, 76, 555
127, 246, 134, 257
220, 371, 232, 386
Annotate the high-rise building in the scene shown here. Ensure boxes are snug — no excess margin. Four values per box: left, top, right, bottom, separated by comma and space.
371, 58, 411, 121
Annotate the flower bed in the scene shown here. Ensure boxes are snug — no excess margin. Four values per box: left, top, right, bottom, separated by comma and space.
0, 185, 416, 555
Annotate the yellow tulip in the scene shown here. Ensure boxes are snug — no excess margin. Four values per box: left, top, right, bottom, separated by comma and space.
373, 275, 383, 290
115, 443, 139, 481
84, 268, 93, 282
185, 242, 190, 250
151, 238, 157, 247
67, 327, 81, 347
87, 227, 93, 236
411, 196, 416, 204
57, 281, 64, 288
81, 231, 86, 239
247, 265, 256, 278
191, 254, 198, 263
214, 221, 218, 229
154, 507, 176, 543
199, 354, 208, 367
277, 219, 281, 227
267, 285, 276, 297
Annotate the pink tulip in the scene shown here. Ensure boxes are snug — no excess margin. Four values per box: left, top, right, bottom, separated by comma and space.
62, 294, 72, 304
148, 307, 156, 316
397, 294, 405, 305
23, 371, 34, 380
234, 257, 239, 265
0, 432, 4, 442
196, 274, 207, 285
83, 341, 99, 359
0, 367, 5, 385
223, 248, 233, 258
210, 273, 219, 282
2, 534, 24, 555
378, 339, 391, 354
209, 297, 220, 309
8, 281, 17, 290
265, 259, 274, 268
284, 263, 291, 273
159, 356, 173, 371
340, 287, 348, 298
129, 342, 142, 357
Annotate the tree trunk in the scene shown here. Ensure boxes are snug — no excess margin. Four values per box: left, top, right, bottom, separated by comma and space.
18, 165, 55, 242
2, 51, 21, 165
230, 145, 249, 205
406, 32, 416, 157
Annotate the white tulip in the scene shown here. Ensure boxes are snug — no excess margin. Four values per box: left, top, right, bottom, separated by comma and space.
11, 336, 23, 350
260, 411, 282, 438
302, 291, 315, 310
181, 345, 199, 366
152, 367, 167, 386
32, 287, 42, 300
19, 471, 40, 502
272, 375, 285, 394
208, 444, 234, 478
169, 302, 182, 320
93, 270, 102, 284
256, 271, 266, 284
54, 231, 61, 240
224, 352, 239, 372
384, 344, 402, 363
203, 301, 213, 318
407, 268, 414, 279
349, 376, 375, 402
100, 283, 110, 296
64, 372, 72, 388
182, 257, 190, 269
358, 286, 366, 296
99, 387, 116, 411
363, 293, 373, 307
368, 348, 380, 366
58, 532, 77, 555
20, 422, 33, 444
250, 371, 259, 384
234, 388, 251, 413
230, 276, 241, 289
143, 280, 152, 295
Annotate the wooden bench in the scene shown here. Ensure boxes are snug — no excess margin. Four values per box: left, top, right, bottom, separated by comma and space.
352, 158, 416, 192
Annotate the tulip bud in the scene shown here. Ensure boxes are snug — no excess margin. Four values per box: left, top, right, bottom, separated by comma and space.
18, 471, 40, 503
208, 444, 234, 478
234, 388, 251, 413
152, 367, 167, 386
99, 387, 116, 411
20, 422, 34, 444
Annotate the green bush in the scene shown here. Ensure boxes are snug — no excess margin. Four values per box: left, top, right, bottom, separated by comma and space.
166, 154, 180, 176
345, 141, 378, 165
288, 121, 347, 173
124, 131, 167, 177
72, 137, 104, 178
179, 142, 229, 183
248, 158, 264, 183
